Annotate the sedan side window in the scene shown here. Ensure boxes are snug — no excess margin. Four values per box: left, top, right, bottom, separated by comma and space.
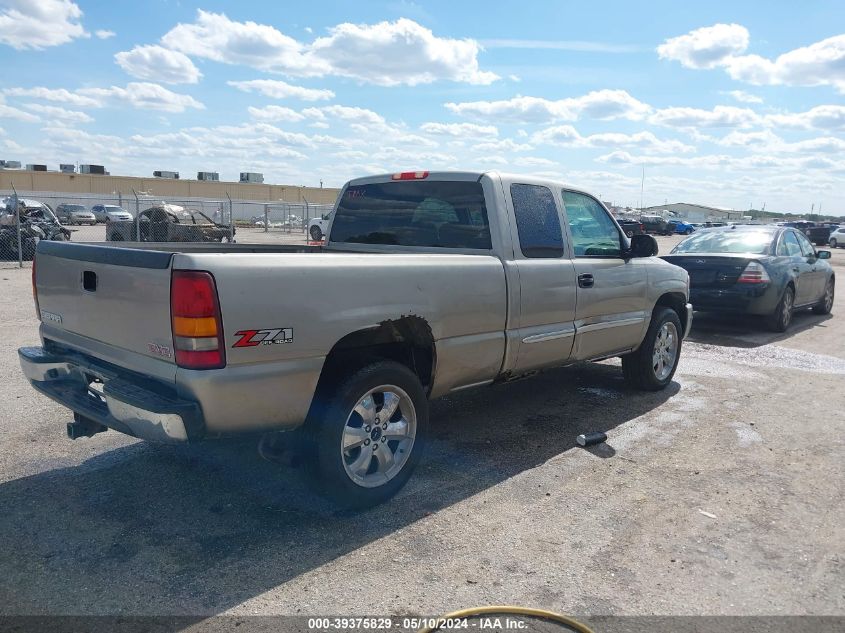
510, 184, 564, 258
780, 231, 803, 256
562, 190, 622, 257
795, 232, 816, 258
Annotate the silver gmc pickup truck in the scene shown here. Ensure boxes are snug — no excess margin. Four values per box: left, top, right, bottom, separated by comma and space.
20, 171, 691, 507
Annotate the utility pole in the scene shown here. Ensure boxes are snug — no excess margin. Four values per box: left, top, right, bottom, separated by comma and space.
639, 165, 645, 210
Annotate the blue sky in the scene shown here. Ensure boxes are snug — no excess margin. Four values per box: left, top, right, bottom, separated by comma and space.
0, 0, 843, 212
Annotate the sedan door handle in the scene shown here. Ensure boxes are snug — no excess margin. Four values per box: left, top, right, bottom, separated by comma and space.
578, 273, 594, 288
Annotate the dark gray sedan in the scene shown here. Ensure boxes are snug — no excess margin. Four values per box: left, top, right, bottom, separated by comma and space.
662, 225, 835, 332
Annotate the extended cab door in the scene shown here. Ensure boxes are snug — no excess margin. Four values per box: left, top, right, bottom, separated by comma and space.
503, 182, 578, 372
561, 190, 649, 360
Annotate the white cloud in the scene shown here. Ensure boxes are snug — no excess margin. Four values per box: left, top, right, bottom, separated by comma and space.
724, 34, 845, 93
726, 90, 763, 104
248, 105, 306, 122
76, 82, 204, 112
3, 86, 99, 107
227, 79, 334, 101
533, 126, 695, 153
115, 45, 202, 84
764, 105, 845, 131
95, 29, 115, 39
715, 129, 782, 147
0, 0, 87, 50
657, 23, 749, 69
0, 101, 39, 122
162, 11, 497, 86
419, 122, 498, 138
318, 105, 385, 125
445, 89, 651, 123
660, 24, 845, 93
650, 105, 761, 129
22, 102, 93, 123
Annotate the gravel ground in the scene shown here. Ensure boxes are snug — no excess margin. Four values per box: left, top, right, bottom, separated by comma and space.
0, 235, 842, 620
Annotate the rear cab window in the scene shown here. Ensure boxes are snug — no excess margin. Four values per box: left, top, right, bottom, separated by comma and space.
510, 184, 564, 258
330, 180, 491, 249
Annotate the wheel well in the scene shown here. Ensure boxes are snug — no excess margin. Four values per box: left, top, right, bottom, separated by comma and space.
654, 292, 688, 336
317, 316, 436, 395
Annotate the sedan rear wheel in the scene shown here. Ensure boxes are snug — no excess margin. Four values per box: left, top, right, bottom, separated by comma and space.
813, 278, 834, 315
768, 285, 794, 332
310, 225, 323, 241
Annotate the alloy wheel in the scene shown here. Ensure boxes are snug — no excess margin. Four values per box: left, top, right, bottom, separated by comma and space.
652, 321, 678, 381
341, 385, 417, 488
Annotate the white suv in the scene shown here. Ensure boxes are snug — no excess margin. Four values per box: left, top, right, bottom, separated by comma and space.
829, 226, 845, 248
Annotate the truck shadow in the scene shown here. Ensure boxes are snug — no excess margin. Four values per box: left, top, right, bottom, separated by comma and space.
688, 310, 832, 348
0, 362, 677, 620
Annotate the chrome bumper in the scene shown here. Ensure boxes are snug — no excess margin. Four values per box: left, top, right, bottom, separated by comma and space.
18, 346, 203, 443
683, 303, 693, 339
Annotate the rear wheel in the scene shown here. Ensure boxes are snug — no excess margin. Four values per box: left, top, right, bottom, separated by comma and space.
768, 285, 794, 332
310, 225, 323, 241
830, 238, 838, 248
813, 278, 834, 315
622, 307, 682, 391
303, 361, 428, 508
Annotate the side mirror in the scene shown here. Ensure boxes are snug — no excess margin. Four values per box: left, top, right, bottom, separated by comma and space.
629, 233, 658, 257
817, 250, 831, 260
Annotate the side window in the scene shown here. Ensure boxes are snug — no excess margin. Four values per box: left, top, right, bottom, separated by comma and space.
510, 184, 564, 258
562, 191, 622, 257
795, 232, 816, 257
780, 231, 802, 256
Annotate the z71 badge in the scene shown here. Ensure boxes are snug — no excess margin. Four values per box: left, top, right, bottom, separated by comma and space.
233, 328, 294, 348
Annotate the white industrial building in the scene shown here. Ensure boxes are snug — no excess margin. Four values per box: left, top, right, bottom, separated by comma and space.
638, 203, 745, 223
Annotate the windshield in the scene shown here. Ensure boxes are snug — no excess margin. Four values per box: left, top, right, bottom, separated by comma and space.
671, 230, 775, 254
66, 205, 86, 212
104, 206, 125, 212
332, 180, 491, 249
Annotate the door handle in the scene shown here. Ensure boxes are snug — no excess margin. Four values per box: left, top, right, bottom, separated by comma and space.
578, 273, 594, 288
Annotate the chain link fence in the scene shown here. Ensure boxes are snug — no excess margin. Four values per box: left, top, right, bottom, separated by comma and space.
0, 189, 335, 267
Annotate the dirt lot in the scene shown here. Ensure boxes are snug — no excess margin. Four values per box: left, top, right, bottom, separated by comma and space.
0, 235, 843, 620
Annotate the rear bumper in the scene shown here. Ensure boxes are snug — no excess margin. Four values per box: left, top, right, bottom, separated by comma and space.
690, 284, 778, 315
19, 346, 202, 443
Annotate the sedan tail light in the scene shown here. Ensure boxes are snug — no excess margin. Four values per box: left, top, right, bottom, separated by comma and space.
737, 261, 771, 284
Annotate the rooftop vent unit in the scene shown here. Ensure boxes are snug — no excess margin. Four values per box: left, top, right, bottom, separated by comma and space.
59, 163, 76, 173
0, 160, 22, 169
197, 171, 219, 181
80, 164, 106, 175
239, 172, 264, 184
26, 164, 48, 171
153, 170, 180, 179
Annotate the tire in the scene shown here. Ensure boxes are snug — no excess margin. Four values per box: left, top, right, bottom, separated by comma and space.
685, 228, 693, 235
622, 307, 682, 391
310, 225, 323, 241
768, 285, 794, 332
830, 238, 838, 248
813, 278, 834, 315
303, 360, 428, 508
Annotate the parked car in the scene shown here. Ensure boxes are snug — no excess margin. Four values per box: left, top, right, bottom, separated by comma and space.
616, 217, 644, 238
92, 204, 133, 223
828, 226, 845, 248
667, 219, 695, 235
805, 223, 839, 246
21, 171, 692, 507
662, 225, 834, 332
308, 210, 334, 241
0, 197, 70, 260
639, 215, 671, 235
55, 204, 97, 226
107, 204, 233, 242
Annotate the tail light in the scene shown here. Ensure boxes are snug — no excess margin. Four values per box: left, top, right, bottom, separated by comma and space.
391, 171, 429, 180
737, 261, 770, 284
170, 270, 225, 369
32, 255, 40, 319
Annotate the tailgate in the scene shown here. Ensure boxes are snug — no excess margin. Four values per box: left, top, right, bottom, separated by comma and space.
35, 242, 176, 363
